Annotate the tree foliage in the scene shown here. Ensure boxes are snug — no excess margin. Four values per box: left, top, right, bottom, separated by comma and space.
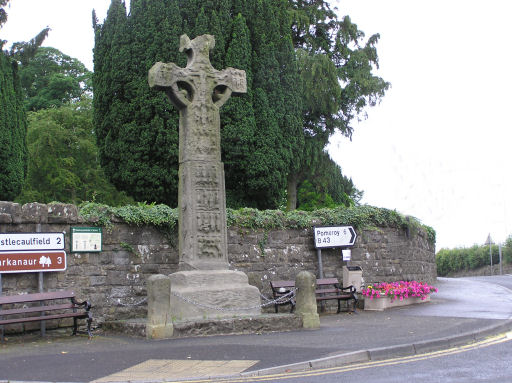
0, 50, 26, 200
16, 98, 133, 206
93, 0, 180, 207
93, 0, 385, 209
18, 47, 92, 111
0, 0, 10, 47
296, 150, 361, 211
0, 1, 50, 201
94, 0, 304, 208
286, 0, 390, 209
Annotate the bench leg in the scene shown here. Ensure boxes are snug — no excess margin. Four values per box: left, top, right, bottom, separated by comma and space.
86, 314, 93, 338
337, 299, 341, 314
352, 296, 358, 313
72, 317, 78, 336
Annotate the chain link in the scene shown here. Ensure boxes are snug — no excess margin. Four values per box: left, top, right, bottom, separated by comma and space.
170, 288, 297, 312
110, 296, 148, 307
108, 288, 297, 311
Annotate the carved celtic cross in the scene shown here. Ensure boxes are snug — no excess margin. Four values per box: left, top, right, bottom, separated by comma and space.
149, 34, 247, 270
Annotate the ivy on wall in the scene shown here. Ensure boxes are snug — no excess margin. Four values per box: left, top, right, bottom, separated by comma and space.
78, 202, 435, 246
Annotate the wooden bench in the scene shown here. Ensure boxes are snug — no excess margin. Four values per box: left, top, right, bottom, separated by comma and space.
270, 278, 358, 313
315, 278, 358, 313
0, 291, 92, 339
269, 280, 296, 313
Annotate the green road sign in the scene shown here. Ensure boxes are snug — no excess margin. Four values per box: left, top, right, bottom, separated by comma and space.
71, 227, 102, 253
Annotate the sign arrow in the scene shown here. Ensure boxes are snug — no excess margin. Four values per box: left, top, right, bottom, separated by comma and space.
314, 226, 357, 248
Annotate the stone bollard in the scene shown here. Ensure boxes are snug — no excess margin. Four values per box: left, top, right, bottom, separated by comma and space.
146, 274, 174, 339
295, 271, 320, 329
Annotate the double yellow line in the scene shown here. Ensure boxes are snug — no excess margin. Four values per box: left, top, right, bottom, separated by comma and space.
169, 332, 512, 383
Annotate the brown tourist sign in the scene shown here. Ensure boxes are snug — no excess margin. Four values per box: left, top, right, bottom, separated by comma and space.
0, 251, 67, 273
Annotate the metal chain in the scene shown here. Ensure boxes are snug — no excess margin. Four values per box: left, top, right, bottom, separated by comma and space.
110, 296, 148, 307
260, 292, 273, 302
108, 288, 297, 311
170, 288, 297, 312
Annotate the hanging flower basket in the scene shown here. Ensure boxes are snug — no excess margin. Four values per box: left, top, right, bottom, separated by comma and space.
362, 281, 438, 311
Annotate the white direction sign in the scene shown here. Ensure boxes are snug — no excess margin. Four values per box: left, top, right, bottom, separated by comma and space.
0, 232, 65, 252
314, 226, 357, 248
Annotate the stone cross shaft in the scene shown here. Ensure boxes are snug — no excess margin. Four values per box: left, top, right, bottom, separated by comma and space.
149, 34, 246, 270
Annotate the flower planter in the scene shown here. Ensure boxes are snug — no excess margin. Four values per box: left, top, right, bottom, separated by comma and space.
364, 295, 430, 311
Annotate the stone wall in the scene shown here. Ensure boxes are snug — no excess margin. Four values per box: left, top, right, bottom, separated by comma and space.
0, 202, 436, 326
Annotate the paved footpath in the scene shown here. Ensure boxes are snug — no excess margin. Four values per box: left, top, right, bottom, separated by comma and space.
1, 276, 511, 383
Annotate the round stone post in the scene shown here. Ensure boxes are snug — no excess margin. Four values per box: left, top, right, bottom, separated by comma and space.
295, 271, 320, 329
146, 274, 174, 339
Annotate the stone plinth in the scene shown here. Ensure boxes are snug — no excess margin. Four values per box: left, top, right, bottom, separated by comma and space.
146, 274, 174, 339
295, 271, 320, 329
169, 270, 261, 321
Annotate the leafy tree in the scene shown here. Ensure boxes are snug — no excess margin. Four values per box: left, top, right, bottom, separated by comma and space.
296, 151, 361, 211
285, 0, 390, 209
18, 47, 92, 111
93, 0, 378, 209
0, 0, 8, 28
16, 98, 133, 206
296, 180, 336, 211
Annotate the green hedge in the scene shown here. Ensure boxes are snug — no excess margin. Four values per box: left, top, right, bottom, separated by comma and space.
436, 242, 512, 276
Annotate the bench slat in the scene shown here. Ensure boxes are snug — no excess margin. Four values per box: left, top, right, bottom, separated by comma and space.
0, 312, 88, 326
0, 303, 75, 317
270, 281, 295, 289
0, 291, 75, 305
316, 295, 352, 300
316, 278, 339, 285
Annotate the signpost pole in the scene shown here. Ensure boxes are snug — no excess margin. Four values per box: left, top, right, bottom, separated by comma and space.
0, 273, 3, 341
317, 249, 324, 279
486, 234, 493, 276
36, 224, 45, 337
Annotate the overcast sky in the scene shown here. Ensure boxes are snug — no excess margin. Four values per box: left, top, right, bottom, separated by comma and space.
2, 0, 512, 250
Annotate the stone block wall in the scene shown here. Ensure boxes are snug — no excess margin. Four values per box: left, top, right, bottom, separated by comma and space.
0, 202, 436, 326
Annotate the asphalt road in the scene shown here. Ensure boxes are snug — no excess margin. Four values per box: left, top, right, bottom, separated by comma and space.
237, 333, 512, 383
0, 275, 511, 383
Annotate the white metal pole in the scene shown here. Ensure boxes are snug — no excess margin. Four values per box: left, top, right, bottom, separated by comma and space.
499, 243, 503, 275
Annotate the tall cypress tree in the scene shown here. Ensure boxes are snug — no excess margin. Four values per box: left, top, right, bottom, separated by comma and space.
94, 0, 182, 206
221, 13, 257, 208
0, 1, 49, 201
0, 52, 27, 200
93, 0, 130, 193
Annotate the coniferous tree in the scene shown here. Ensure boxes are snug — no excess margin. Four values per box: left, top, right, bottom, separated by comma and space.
94, 0, 182, 206
93, 0, 382, 209
0, 52, 27, 200
221, 13, 257, 207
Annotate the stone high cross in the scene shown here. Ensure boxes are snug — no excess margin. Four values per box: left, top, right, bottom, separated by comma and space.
149, 34, 246, 271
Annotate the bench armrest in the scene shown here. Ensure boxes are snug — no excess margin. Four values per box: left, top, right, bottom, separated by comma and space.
338, 285, 356, 294
71, 297, 92, 311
